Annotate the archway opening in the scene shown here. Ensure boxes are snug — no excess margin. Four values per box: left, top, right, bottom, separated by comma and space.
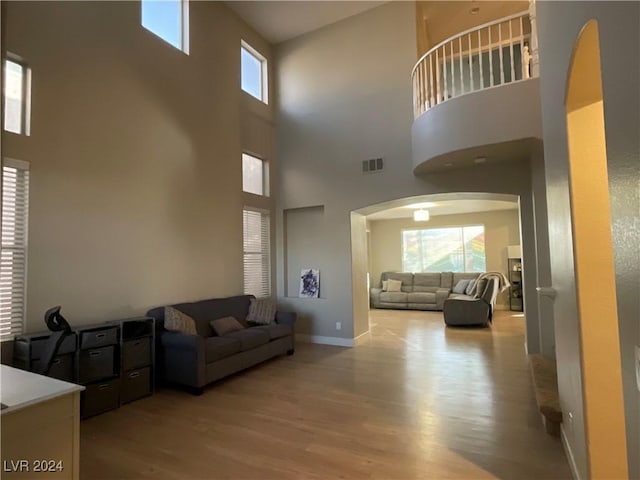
565, 19, 628, 478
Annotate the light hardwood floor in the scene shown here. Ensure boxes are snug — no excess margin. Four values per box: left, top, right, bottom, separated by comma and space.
80, 310, 571, 479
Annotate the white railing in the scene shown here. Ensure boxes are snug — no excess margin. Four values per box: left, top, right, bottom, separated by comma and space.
412, 11, 538, 118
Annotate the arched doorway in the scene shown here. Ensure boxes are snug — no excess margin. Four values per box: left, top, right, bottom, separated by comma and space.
565, 19, 628, 478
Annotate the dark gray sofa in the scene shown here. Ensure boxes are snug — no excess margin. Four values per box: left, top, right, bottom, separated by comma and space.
147, 295, 295, 393
443, 277, 500, 327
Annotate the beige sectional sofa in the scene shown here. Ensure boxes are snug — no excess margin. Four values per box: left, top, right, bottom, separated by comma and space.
370, 271, 481, 311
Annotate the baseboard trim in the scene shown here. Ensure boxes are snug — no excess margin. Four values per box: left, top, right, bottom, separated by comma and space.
561, 425, 581, 480
295, 334, 354, 347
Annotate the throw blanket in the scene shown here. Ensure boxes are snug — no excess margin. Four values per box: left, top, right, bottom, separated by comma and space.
468, 271, 511, 296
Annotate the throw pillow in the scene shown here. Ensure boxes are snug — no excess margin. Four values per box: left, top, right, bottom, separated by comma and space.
246, 297, 276, 325
164, 306, 197, 335
452, 279, 471, 294
386, 279, 402, 292
474, 278, 488, 298
465, 278, 477, 295
382, 280, 389, 291
210, 316, 244, 336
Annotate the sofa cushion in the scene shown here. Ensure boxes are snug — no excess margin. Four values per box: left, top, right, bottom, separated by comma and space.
379, 291, 408, 303
407, 292, 436, 304
453, 279, 471, 294
413, 273, 442, 292
247, 297, 276, 325
441, 272, 454, 289
465, 279, 477, 295
224, 329, 270, 351
210, 316, 244, 336
205, 336, 242, 363
251, 324, 293, 341
164, 306, 198, 335
475, 278, 488, 297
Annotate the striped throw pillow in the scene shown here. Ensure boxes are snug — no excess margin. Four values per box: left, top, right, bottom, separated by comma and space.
164, 306, 197, 335
246, 297, 276, 325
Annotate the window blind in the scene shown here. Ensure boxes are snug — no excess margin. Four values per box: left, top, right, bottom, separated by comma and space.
1, 160, 29, 340
243, 208, 270, 298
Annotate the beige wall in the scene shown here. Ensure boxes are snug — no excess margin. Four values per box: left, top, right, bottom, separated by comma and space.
537, 2, 640, 477
368, 209, 520, 308
2, 1, 274, 331
276, 1, 540, 348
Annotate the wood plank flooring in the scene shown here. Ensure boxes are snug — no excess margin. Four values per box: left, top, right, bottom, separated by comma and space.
80, 310, 571, 479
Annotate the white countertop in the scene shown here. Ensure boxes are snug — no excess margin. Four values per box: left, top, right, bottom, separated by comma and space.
0, 365, 84, 414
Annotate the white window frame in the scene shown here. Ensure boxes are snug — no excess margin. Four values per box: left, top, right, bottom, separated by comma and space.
241, 40, 268, 104
1, 158, 30, 340
242, 208, 271, 298
242, 152, 269, 197
3, 57, 32, 136
401, 224, 486, 273
141, 0, 190, 54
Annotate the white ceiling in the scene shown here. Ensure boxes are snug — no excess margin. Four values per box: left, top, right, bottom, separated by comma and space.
366, 199, 518, 221
226, 1, 387, 44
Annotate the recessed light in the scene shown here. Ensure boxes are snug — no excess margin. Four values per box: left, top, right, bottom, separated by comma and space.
470, 7, 480, 14
474, 157, 487, 164
444, 162, 454, 167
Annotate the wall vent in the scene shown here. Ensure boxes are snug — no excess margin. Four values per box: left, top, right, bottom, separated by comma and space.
362, 157, 384, 173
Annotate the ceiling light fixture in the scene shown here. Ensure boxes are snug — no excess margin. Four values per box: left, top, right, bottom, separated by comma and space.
413, 209, 430, 222
474, 156, 487, 164
470, 7, 480, 14
405, 202, 436, 209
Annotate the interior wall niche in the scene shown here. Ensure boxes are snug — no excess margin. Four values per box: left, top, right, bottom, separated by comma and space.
283, 206, 326, 298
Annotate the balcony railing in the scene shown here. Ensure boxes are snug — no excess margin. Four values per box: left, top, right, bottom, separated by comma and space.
412, 11, 538, 118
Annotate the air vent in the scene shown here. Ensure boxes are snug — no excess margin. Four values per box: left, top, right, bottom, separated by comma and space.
362, 157, 384, 174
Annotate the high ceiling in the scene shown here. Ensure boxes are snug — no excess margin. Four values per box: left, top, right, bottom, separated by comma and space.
226, 1, 387, 44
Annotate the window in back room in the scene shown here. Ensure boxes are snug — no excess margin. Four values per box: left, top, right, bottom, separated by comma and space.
402, 225, 486, 273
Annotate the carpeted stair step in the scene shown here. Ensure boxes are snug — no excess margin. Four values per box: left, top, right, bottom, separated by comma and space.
529, 354, 562, 437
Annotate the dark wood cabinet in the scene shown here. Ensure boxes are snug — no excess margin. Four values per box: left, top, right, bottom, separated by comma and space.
110, 317, 155, 404
13, 316, 155, 419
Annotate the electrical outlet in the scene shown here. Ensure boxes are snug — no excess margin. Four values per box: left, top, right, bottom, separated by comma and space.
336, 322, 341, 331
635, 345, 640, 392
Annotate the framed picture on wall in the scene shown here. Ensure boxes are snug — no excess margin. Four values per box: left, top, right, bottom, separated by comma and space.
299, 269, 320, 298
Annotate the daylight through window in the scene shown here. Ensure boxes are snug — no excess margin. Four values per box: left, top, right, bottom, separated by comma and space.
402, 225, 486, 273
242, 153, 268, 196
1, 160, 30, 340
241, 42, 267, 103
141, 0, 189, 53
243, 209, 270, 298
3, 59, 30, 135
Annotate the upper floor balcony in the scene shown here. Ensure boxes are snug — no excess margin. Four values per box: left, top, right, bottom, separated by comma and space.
411, 10, 542, 174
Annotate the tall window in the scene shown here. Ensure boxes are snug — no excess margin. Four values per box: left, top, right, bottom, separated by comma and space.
1, 159, 30, 340
242, 153, 268, 196
243, 209, 270, 298
241, 41, 267, 103
141, 0, 189, 53
3, 59, 31, 135
402, 225, 486, 273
